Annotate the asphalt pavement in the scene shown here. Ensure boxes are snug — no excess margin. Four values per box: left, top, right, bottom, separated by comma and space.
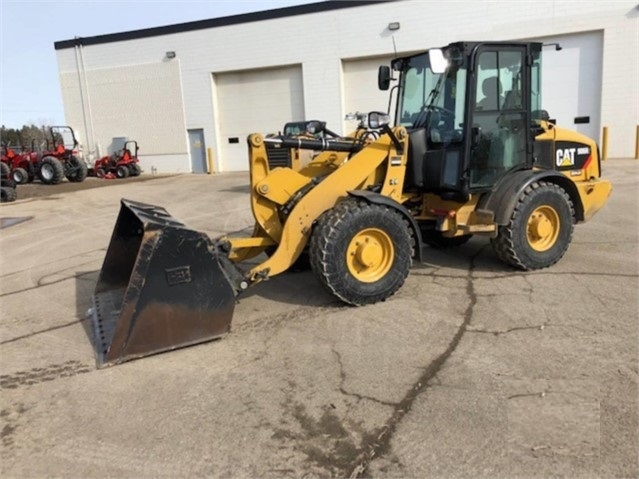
1, 160, 637, 478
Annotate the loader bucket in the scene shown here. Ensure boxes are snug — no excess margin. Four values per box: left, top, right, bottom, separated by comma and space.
91, 199, 237, 368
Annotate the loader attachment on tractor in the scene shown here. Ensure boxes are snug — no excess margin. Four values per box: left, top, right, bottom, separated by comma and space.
90, 199, 243, 368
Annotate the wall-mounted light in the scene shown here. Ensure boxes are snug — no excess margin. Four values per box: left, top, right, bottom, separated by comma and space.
388, 22, 400, 31
165, 51, 177, 59
543, 43, 562, 51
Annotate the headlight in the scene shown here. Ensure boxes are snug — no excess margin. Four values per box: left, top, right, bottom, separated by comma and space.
306, 120, 326, 135
368, 111, 391, 129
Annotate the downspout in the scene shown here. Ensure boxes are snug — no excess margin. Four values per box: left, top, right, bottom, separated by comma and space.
74, 42, 92, 158
78, 43, 98, 158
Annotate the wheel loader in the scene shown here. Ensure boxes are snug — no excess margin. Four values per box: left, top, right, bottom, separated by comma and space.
91, 41, 611, 367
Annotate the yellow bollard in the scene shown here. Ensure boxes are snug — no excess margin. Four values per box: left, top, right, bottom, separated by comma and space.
207, 147, 214, 174
601, 126, 608, 161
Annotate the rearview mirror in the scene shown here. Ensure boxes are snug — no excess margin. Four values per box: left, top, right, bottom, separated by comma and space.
378, 66, 391, 91
428, 49, 448, 74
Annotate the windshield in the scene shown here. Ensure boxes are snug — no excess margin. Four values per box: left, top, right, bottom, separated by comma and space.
396, 50, 467, 144
51, 127, 76, 149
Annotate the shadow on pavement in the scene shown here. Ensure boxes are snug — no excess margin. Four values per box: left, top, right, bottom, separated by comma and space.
75, 270, 100, 358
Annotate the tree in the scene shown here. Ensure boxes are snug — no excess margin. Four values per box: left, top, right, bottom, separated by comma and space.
1, 124, 50, 152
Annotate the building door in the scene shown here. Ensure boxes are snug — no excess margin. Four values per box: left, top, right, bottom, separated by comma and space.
188, 129, 207, 173
342, 55, 395, 132
530, 31, 603, 142
214, 65, 305, 171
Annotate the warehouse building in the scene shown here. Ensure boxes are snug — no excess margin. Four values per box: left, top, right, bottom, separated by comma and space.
54, 0, 638, 173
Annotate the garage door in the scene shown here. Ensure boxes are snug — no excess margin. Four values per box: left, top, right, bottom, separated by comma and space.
532, 31, 603, 142
214, 65, 305, 171
342, 55, 395, 133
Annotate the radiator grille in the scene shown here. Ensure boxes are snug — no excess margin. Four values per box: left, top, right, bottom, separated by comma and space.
265, 143, 291, 169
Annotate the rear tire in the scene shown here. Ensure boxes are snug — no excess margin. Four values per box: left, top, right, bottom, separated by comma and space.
491, 181, 574, 270
38, 156, 64, 184
11, 167, 29, 185
128, 163, 141, 176
116, 165, 130, 178
0, 162, 10, 179
66, 155, 88, 182
309, 198, 413, 305
1, 186, 17, 203
96, 168, 106, 178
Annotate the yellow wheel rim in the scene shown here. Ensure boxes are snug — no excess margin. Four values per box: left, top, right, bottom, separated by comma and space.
527, 205, 560, 252
346, 228, 394, 283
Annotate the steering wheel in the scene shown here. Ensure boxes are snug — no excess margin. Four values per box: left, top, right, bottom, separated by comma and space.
427, 105, 454, 119
413, 105, 454, 128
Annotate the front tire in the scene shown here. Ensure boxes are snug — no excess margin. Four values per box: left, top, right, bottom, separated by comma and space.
38, 156, 64, 184
11, 167, 29, 184
309, 198, 413, 305
491, 181, 574, 270
1, 186, 17, 203
116, 165, 130, 178
66, 156, 88, 182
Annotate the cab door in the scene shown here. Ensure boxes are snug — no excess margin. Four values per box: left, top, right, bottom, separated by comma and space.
468, 45, 531, 189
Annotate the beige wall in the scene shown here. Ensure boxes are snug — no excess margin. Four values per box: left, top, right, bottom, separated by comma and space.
60, 60, 189, 172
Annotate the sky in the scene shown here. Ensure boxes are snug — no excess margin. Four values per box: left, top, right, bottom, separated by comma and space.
0, 0, 319, 129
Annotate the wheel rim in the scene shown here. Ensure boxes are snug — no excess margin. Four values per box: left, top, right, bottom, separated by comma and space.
346, 228, 394, 283
41, 164, 53, 181
527, 205, 560, 252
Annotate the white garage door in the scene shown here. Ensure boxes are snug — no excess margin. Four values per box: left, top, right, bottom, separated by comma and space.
214, 65, 305, 171
342, 55, 395, 133
533, 31, 603, 142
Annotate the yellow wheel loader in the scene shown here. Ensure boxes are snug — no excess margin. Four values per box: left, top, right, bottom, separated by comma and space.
91, 41, 611, 367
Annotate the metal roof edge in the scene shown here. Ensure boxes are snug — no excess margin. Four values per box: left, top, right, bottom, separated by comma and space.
54, 0, 395, 50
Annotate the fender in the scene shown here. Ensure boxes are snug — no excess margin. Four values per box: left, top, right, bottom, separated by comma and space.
478, 169, 584, 225
347, 190, 423, 262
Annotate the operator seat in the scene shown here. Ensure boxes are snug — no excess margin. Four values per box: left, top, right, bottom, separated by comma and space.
476, 77, 503, 111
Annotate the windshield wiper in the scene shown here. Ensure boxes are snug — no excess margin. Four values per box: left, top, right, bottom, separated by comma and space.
412, 73, 446, 129
425, 73, 446, 111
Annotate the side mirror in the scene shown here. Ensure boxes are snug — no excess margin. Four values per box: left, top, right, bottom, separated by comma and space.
378, 66, 391, 91
428, 49, 448, 74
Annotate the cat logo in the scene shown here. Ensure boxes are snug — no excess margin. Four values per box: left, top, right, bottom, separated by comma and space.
556, 148, 576, 167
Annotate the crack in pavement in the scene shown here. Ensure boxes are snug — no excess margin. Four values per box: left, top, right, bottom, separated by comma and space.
466, 323, 549, 336
0, 268, 98, 298
508, 390, 595, 401
332, 348, 399, 408
0, 318, 88, 346
412, 270, 639, 279
347, 246, 486, 478
0, 248, 106, 279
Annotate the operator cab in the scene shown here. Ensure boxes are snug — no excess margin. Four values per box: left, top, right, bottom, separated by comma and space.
379, 42, 542, 201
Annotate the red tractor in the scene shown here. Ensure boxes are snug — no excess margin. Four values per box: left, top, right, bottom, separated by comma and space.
92, 140, 141, 178
2, 127, 88, 185
2, 140, 40, 184
37, 126, 88, 184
